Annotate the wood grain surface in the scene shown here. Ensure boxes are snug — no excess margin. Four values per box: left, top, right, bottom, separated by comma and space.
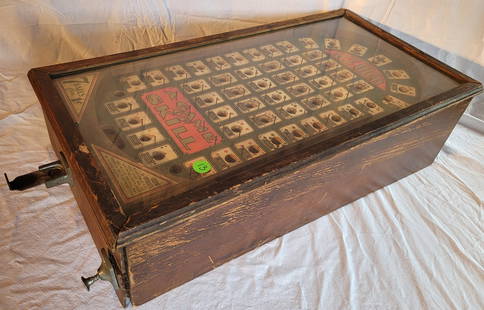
125, 99, 469, 305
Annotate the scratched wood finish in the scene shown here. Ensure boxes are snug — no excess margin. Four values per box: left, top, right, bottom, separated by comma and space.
125, 99, 469, 305
26, 8, 482, 307
41, 113, 130, 306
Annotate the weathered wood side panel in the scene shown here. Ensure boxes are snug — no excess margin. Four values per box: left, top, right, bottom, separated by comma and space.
44, 116, 110, 253
125, 100, 469, 305
43, 116, 129, 306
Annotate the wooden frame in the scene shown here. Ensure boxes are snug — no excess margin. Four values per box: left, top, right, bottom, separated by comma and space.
27, 9, 482, 306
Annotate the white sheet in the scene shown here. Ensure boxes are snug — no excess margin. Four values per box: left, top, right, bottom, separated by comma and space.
0, 1, 482, 309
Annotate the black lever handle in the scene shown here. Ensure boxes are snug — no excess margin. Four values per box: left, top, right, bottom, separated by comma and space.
4, 160, 68, 191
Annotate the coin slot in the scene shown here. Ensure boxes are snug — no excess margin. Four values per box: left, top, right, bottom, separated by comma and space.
308, 51, 321, 59
384, 95, 394, 103
399, 86, 409, 93
271, 93, 282, 101
154, 74, 163, 80
268, 63, 277, 69
224, 154, 236, 163
312, 122, 322, 130
286, 107, 297, 114
270, 137, 282, 146
217, 76, 228, 83
366, 102, 376, 108
349, 108, 359, 116
230, 125, 242, 133
245, 101, 255, 109
230, 89, 241, 96
259, 116, 270, 124
152, 151, 165, 161
309, 98, 322, 106
292, 129, 303, 138
117, 102, 128, 109
296, 85, 307, 93
123, 75, 146, 91
331, 115, 342, 122
216, 110, 228, 117
303, 68, 312, 74
338, 72, 350, 79
128, 118, 139, 125
140, 135, 151, 142
248, 145, 260, 154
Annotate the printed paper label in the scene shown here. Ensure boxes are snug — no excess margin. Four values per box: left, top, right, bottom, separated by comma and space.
57, 73, 98, 121
92, 145, 172, 203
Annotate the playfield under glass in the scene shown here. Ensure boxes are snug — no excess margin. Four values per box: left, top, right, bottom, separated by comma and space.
53, 16, 459, 211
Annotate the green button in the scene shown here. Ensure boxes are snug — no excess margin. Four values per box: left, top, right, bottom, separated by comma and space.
192, 160, 212, 174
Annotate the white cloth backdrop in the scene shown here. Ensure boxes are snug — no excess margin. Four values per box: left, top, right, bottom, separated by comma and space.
0, 1, 482, 309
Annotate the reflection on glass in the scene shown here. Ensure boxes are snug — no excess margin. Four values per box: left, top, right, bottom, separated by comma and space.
54, 16, 460, 212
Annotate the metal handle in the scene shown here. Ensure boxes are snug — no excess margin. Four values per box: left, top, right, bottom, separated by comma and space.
4, 160, 70, 191
81, 249, 120, 292
81, 274, 101, 291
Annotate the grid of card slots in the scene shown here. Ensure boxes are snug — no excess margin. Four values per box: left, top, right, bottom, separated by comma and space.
104, 37, 414, 175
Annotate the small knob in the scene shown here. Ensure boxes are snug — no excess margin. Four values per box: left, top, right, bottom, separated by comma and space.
81, 273, 101, 291
81, 250, 120, 292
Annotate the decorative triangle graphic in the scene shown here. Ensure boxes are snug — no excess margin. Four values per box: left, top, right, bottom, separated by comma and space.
57, 72, 98, 121
92, 145, 173, 204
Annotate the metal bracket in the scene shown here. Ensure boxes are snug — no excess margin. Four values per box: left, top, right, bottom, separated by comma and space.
4, 155, 71, 191
81, 249, 120, 291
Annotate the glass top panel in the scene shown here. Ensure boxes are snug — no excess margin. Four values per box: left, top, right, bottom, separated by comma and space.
53, 16, 459, 213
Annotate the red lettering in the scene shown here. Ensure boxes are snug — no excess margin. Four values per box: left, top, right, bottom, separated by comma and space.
142, 88, 222, 154
327, 50, 386, 90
